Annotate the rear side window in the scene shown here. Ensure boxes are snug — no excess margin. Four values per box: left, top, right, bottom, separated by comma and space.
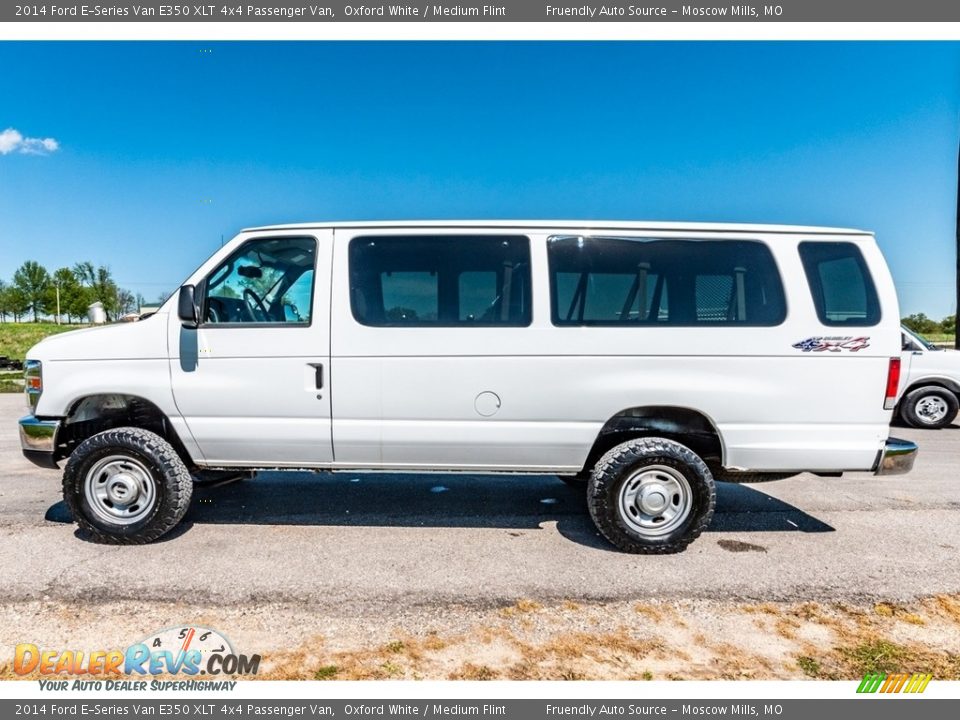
349, 235, 531, 327
799, 242, 880, 326
547, 236, 786, 327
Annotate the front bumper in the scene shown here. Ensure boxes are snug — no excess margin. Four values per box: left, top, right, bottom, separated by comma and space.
874, 437, 919, 476
18, 415, 62, 469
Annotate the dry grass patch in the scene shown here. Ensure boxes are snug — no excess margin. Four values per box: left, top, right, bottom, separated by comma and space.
449, 663, 499, 680
633, 604, 665, 622
499, 599, 543, 617
4, 595, 960, 682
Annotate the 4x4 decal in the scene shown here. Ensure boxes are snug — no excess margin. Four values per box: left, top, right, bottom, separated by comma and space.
793, 336, 871, 352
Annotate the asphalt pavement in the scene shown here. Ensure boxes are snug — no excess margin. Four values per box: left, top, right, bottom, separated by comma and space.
2, 393, 958, 610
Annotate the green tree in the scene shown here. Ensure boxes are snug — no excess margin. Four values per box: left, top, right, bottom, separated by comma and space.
0, 280, 8, 322
117, 288, 137, 316
72, 261, 95, 286
73, 261, 120, 321
96, 266, 120, 320
47, 267, 89, 323
12, 260, 51, 322
3, 285, 30, 322
940, 315, 957, 336
901, 313, 938, 335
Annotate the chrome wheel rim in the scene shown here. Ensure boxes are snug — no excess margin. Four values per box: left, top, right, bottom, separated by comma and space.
84, 455, 157, 525
916, 395, 949, 424
618, 464, 693, 538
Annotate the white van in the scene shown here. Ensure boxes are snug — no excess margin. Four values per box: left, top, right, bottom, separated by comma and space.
19, 221, 917, 553
898, 325, 960, 428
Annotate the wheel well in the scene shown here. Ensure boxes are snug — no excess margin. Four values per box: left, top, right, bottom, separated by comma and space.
903, 380, 960, 399
580, 406, 724, 475
57, 394, 194, 468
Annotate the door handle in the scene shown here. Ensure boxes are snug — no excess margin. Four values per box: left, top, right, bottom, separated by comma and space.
310, 363, 324, 389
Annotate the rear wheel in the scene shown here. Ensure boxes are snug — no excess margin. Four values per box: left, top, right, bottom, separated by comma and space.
587, 437, 715, 554
900, 386, 959, 429
63, 427, 193, 544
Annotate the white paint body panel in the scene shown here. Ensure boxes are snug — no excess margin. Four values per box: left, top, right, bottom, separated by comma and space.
330, 226, 897, 473
27, 221, 901, 474
899, 327, 960, 399
167, 229, 334, 465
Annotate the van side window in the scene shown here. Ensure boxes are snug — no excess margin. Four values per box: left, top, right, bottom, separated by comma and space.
349, 236, 532, 327
203, 236, 316, 325
547, 236, 785, 327
799, 242, 880, 326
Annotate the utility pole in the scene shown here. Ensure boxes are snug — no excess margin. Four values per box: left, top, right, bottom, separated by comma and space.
956, 136, 960, 349
55, 282, 61, 325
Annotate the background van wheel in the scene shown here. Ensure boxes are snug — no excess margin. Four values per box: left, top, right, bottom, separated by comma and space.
900, 386, 959, 429
63, 427, 193, 544
587, 437, 716, 554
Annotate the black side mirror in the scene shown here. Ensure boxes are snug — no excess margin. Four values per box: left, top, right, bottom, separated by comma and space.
178, 285, 200, 328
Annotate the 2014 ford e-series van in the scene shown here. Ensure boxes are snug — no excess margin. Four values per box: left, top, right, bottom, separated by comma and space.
18, 221, 918, 553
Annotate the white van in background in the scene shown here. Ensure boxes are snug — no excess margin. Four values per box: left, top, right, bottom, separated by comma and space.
19, 221, 917, 553
898, 325, 960, 428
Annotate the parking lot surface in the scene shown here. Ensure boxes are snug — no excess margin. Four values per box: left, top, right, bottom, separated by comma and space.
1, 393, 958, 610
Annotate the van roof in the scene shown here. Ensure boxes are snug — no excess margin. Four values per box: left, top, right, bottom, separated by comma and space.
241, 220, 872, 236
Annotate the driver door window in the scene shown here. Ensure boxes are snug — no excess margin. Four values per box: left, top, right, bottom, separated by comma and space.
203, 236, 316, 325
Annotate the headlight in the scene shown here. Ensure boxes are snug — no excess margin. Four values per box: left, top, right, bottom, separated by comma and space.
24, 360, 42, 412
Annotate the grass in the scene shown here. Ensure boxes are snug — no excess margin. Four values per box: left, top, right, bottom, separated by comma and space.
313, 665, 339, 680
922, 333, 956, 342
0, 322, 85, 392
797, 656, 821, 678
6, 595, 960, 682
0, 322, 81, 362
839, 639, 913, 676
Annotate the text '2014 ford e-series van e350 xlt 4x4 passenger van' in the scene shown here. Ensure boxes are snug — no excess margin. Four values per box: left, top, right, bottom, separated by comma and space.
19, 221, 918, 553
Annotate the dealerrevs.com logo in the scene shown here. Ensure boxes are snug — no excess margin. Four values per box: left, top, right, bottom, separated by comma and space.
14, 626, 260, 690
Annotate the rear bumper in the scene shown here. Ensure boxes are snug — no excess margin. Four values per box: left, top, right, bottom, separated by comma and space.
874, 437, 918, 476
18, 415, 61, 469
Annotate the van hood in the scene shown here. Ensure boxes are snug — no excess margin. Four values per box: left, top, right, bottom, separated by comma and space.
27, 313, 170, 363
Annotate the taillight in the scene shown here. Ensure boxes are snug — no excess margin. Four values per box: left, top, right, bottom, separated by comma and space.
884, 357, 901, 410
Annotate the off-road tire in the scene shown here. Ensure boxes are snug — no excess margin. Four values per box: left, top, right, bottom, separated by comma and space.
587, 437, 716, 554
899, 386, 959, 429
63, 427, 193, 544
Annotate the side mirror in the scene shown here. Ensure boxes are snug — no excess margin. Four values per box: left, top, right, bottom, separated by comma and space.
178, 285, 200, 328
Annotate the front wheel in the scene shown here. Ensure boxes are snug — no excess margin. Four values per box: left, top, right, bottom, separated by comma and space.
900, 386, 959, 429
63, 427, 193, 544
587, 437, 716, 554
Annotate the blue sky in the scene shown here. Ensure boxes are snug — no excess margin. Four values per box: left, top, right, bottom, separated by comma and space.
1, 41, 958, 316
